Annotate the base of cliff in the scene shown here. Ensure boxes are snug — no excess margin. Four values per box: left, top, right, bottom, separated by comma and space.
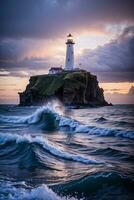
19, 70, 110, 107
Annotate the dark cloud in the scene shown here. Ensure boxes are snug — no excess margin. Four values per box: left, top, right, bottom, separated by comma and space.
0, 53, 60, 77
0, 0, 134, 82
95, 72, 134, 83
0, 38, 61, 73
0, 70, 29, 78
0, 55, 57, 72
77, 26, 134, 82
0, 0, 134, 39
0, 39, 27, 62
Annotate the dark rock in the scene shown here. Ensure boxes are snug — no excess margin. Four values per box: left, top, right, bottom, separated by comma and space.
19, 70, 109, 107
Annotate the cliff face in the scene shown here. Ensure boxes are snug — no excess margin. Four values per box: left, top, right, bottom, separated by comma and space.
19, 70, 108, 106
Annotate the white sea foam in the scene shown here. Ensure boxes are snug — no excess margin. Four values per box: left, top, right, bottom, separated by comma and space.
0, 133, 101, 164
0, 182, 78, 200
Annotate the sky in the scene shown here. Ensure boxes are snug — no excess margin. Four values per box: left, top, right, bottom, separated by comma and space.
0, 0, 134, 104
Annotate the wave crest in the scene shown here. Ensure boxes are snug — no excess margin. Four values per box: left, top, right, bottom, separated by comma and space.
0, 133, 101, 165
0, 105, 134, 140
0, 181, 78, 200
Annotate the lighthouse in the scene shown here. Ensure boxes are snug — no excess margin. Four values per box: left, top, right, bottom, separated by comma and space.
65, 33, 75, 70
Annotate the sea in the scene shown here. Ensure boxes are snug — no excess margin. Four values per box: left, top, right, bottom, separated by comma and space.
0, 101, 134, 200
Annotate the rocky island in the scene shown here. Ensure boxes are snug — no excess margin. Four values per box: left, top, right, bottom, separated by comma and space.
19, 70, 109, 107
19, 34, 110, 107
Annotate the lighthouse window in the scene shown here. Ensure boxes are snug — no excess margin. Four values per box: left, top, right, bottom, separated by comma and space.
68, 59, 70, 61
69, 45, 70, 47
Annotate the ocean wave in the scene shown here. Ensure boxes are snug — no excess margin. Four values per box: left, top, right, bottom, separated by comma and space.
57, 171, 134, 199
0, 172, 133, 200
0, 133, 101, 165
0, 181, 78, 200
0, 106, 57, 124
75, 125, 134, 139
0, 105, 134, 140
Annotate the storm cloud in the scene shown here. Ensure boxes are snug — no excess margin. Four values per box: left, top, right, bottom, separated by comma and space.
77, 26, 134, 82
0, 0, 134, 39
0, 0, 134, 82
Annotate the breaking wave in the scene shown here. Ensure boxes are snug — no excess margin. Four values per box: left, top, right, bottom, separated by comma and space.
0, 181, 78, 200
0, 105, 134, 139
0, 133, 101, 165
0, 172, 133, 200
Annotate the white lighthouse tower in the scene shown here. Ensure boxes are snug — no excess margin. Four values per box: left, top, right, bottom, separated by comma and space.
65, 33, 75, 70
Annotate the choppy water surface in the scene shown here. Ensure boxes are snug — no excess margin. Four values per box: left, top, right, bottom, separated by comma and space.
0, 102, 134, 200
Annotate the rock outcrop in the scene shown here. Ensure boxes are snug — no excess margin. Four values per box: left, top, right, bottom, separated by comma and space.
19, 70, 109, 106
